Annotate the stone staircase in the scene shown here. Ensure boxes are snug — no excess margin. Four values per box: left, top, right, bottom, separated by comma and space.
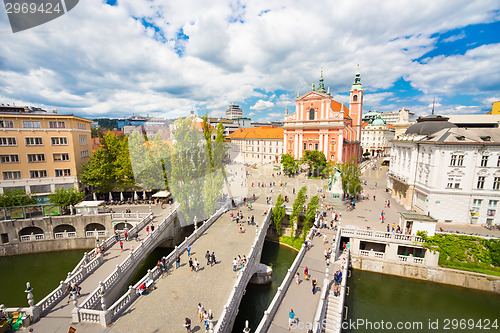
322, 251, 349, 333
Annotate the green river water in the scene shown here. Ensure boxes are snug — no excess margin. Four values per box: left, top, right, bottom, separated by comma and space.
1, 246, 500, 333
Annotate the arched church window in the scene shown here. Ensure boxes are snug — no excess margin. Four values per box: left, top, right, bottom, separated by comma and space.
309, 108, 315, 120
353, 95, 358, 102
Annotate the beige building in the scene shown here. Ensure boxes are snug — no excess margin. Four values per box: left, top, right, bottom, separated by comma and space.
0, 105, 92, 199
228, 126, 284, 165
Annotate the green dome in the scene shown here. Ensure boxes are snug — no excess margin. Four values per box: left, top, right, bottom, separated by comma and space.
372, 114, 385, 126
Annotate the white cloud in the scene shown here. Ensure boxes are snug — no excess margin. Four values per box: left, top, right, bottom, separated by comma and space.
248, 112, 256, 116
442, 31, 466, 43
0, 0, 499, 118
250, 99, 275, 110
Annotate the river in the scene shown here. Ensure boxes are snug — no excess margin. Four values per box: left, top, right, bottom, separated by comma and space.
343, 269, 500, 333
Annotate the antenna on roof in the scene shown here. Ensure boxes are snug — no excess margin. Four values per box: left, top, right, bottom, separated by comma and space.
431, 97, 435, 115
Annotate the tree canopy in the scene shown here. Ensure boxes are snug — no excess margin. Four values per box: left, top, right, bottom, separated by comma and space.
301, 150, 327, 177
280, 153, 299, 175
49, 188, 84, 214
303, 195, 319, 235
290, 186, 307, 233
272, 194, 285, 235
80, 132, 135, 193
337, 158, 363, 196
0, 189, 37, 208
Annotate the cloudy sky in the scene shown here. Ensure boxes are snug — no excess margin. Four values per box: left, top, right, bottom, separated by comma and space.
1, 0, 499, 122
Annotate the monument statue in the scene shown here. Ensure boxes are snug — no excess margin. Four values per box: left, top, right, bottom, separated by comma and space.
328, 167, 342, 192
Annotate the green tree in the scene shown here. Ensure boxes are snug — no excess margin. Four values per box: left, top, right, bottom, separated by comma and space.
48, 188, 85, 214
337, 158, 363, 196
272, 194, 286, 235
128, 131, 171, 190
80, 132, 135, 193
302, 150, 327, 177
303, 195, 319, 236
280, 153, 299, 175
170, 117, 207, 225
0, 189, 36, 208
290, 186, 307, 235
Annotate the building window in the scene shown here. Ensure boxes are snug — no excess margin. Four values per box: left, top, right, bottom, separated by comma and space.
2, 171, 21, 180
79, 135, 88, 145
53, 153, 70, 161
23, 121, 41, 128
457, 155, 464, 166
309, 108, 315, 120
51, 137, 68, 145
488, 200, 498, 217
315, 143, 319, 150
494, 177, 500, 190
0, 137, 17, 146
25, 137, 43, 146
481, 155, 489, 167
477, 176, 485, 189
27, 154, 46, 162
0, 154, 19, 163
353, 95, 358, 102
55, 169, 71, 177
450, 155, 457, 166
30, 170, 47, 178
78, 122, 86, 130
303, 143, 306, 150
49, 121, 66, 128
81, 150, 89, 159
0, 120, 14, 128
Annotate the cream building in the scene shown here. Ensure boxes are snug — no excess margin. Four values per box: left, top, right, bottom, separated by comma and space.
361, 114, 395, 157
388, 115, 500, 225
0, 105, 92, 200
228, 126, 284, 165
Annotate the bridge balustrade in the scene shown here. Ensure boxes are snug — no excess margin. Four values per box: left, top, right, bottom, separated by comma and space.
54, 231, 77, 239
255, 215, 319, 333
214, 204, 273, 333
340, 228, 423, 243
77, 201, 230, 326
20, 233, 45, 242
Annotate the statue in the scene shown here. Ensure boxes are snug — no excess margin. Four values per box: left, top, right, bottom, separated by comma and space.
328, 167, 341, 191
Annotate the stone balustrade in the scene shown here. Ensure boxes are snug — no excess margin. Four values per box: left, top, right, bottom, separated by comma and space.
255, 215, 319, 333
340, 227, 423, 243
19, 233, 45, 242
214, 205, 273, 333
54, 231, 77, 239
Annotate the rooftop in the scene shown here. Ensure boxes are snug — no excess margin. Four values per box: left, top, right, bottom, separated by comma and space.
228, 126, 284, 140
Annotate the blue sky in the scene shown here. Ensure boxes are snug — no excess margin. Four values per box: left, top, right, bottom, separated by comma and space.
0, 0, 499, 122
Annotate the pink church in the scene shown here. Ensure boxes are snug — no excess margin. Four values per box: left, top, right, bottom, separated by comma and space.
283, 68, 364, 163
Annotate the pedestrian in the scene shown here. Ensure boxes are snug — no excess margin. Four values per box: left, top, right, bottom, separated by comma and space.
392, 223, 396, 233
189, 258, 193, 271
210, 252, 216, 266
304, 266, 309, 280
233, 258, 238, 271
124, 230, 128, 241
75, 284, 81, 297
197, 303, 204, 322
193, 258, 199, 272
203, 310, 209, 331
386, 224, 390, 233
312, 278, 318, 295
205, 250, 211, 265
114, 231, 119, 242
146, 226, 149, 235
119, 240, 123, 252
187, 245, 191, 256
176, 254, 180, 268
130, 245, 134, 253
323, 233, 328, 244
151, 224, 155, 232
373, 195, 376, 201
66, 283, 74, 303
288, 309, 296, 330
184, 317, 192, 333
251, 215, 255, 225
295, 272, 300, 285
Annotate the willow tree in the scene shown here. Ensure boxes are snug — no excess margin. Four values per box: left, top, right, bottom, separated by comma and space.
272, 194, 285, 235
303, 195, 319, 236
128, 131, 171, 190
337, 158, 363, 196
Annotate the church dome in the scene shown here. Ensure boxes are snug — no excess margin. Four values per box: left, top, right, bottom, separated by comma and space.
371, 114, 385, 126
405, 115, 457, 136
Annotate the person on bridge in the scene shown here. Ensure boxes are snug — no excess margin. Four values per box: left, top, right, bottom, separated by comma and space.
193, 258, 199, 272
189, 258, 193, 271
304, 267, 309, 280
197, 303, 204, 323
210, 252, 216, 266
176, 254, 180, 268
119, 241, 123, 252
187, 245, 191, 256
312, 278, 318, 295
288, 309, 296, 330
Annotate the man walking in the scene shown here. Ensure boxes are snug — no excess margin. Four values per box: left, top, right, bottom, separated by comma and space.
176, 254, 180, 268
210, 252, 216, 266
187, 245, 191, 256
205, 250, 211, 265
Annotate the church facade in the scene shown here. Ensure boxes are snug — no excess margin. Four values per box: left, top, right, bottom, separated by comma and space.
283, 68, 364, 163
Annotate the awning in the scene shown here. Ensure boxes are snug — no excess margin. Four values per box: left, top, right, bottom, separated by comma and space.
152, 191, 171, 198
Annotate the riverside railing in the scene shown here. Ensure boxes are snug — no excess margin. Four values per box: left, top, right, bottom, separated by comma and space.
254, 214, 320, 333
79, 201, 230, 326
31, 212, 153, 319
340, 227, 423, 243
214, 205, 273, 333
